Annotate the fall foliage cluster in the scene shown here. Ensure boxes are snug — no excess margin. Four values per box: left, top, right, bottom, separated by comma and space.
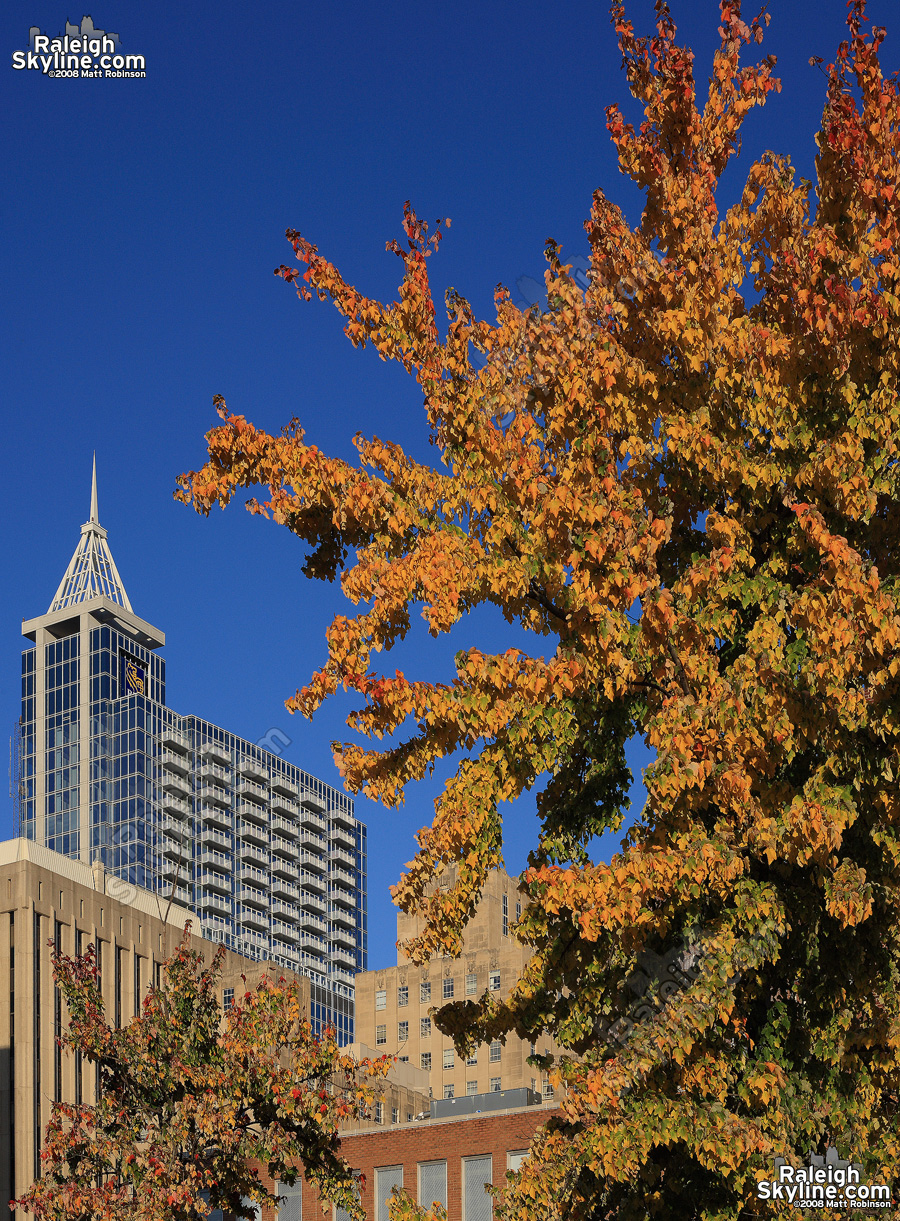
177, 0, 900, 1216
16, 936, 387, 1221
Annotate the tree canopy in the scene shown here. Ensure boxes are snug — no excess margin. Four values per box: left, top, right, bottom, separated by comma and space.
177, 1, 900, 1215
16, 935, 387, 1221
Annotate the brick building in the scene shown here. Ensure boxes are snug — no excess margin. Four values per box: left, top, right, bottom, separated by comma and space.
354, 866, 562, 1107
0, 836, 311, 1219
257, 1101, 559, 1221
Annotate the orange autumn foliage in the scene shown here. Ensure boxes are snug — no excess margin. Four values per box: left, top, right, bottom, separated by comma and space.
178, 2, 900, 1216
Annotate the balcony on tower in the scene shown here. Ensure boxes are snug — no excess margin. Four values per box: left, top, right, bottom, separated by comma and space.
271, 775, 299, 798
161, 726, 190, 754
199, 801, 231, 832
237, 819, 267, 847
238, 757, 268, 784
199, 742, 231, 767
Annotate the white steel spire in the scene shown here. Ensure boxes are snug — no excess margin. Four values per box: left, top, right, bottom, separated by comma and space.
48, 455, 133, 613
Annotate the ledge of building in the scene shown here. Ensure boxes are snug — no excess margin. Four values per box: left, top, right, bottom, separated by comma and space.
0, 837, 193, 928
340, 1100, 561, 1138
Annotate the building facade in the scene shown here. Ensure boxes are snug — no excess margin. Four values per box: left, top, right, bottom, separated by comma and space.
254, 1101, 559, 1221
17, 464, 365, 1039
354, 867, 563, 1106
0, 836, 314, 1219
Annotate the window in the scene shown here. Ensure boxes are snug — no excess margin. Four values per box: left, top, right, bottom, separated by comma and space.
420, 980, 431, 1004
489, 1040, 502, 1062
443, 1084, 454, 1099
443, 1048, 454, 1069
398, 1020, 409, 1041
516, 900, 522, 922
399, 1055, 409, 1063
276, 1181, 301, 1221
391, 1106, 398, 1124
376, 1167, 403, 1221
375, 1024, 387, 1046
507, 1151, 529, 1172
420, 1017, 431, 1038
489, 971, 501, 991
420, 1052, 432, 1071
490, 1077, 502, 1092
375, 989, 387, 1011
466, 1052, 478, 1066
398, 985, 408, 1007
442, 977, 454, 999
466, 1080, 478, 1095
223, 987, 234, 1011
374, 1101, 383, 1123
502, 894, 508, 936
543, 1078, 554, 1099
463, 1155, 492, 1221
334, 1177, 361, 1221
418, 1161, 448, 1210
276, 1180, 301, 1221
466, 972, 477, 995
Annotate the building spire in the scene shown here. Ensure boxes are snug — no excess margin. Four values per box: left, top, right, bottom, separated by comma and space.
48, 457, 133, 614
90, 451, 98, 523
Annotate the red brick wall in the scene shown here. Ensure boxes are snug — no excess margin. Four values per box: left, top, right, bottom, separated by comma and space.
254, 1105, 559, 1221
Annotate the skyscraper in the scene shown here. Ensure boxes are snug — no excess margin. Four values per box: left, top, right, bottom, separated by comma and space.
17, 460, 366, 1039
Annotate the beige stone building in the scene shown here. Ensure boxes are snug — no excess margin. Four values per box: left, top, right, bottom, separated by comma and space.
0, 837, 312, 1219
355, 866, 563, 1107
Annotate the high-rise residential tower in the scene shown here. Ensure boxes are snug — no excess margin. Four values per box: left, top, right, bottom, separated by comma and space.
16, 461, 366, 1039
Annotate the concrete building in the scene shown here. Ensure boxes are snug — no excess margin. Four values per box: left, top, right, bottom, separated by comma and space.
354, 867, 562, 1106
0, 836, 313, 1219
16, 461, 365, 1039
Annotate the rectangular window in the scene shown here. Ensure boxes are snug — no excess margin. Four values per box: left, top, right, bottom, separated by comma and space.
375, 1166, 403, 1221
53, 921, 63, 1103
489, 971, 501, 991
442, 977, 454, 999
399, 1055, 409, 1063
418, 1161, 447, 1211
276, 1180, 301, 1221
375, 1024, 387, 1046
375, 989, 387, 1011
420, 980, 431, 1004
466, 1080, 478, 1095
442, 1048, 454, 1069
420, 1052, 431, 1071
502, 894, 508, 936
223, 988, 234, 1011
490, 1077, 501, 1092
543, 1078, 554, 1098
391, 1107, 398, 1124
133, 952, 141, 1018
508, 1151, 529, 1172
466, 972, 477, 995
516, 900, 522, 922
466, 1052, 478, 1066
374, 1101, 383, 1124
115, 946, 123, 1029
397, 985, 408, 1007
420, 1017, 431, 1038
489, 1040, 502, 1062
464, 1155, 492, 1221
398, 1020, 409, 1041
443, 1083, 454, 1099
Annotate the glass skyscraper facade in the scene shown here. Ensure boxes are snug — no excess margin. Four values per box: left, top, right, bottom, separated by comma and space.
18, 466, 365, 1040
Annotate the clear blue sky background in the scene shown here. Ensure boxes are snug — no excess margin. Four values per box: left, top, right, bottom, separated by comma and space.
2, 0, 896, 970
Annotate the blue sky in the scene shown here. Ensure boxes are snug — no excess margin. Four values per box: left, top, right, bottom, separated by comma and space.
2, 0, 896, 970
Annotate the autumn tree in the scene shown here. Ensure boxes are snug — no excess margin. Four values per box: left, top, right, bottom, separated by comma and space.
177, 1, 900, 1215
15, 933, 387, 1221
